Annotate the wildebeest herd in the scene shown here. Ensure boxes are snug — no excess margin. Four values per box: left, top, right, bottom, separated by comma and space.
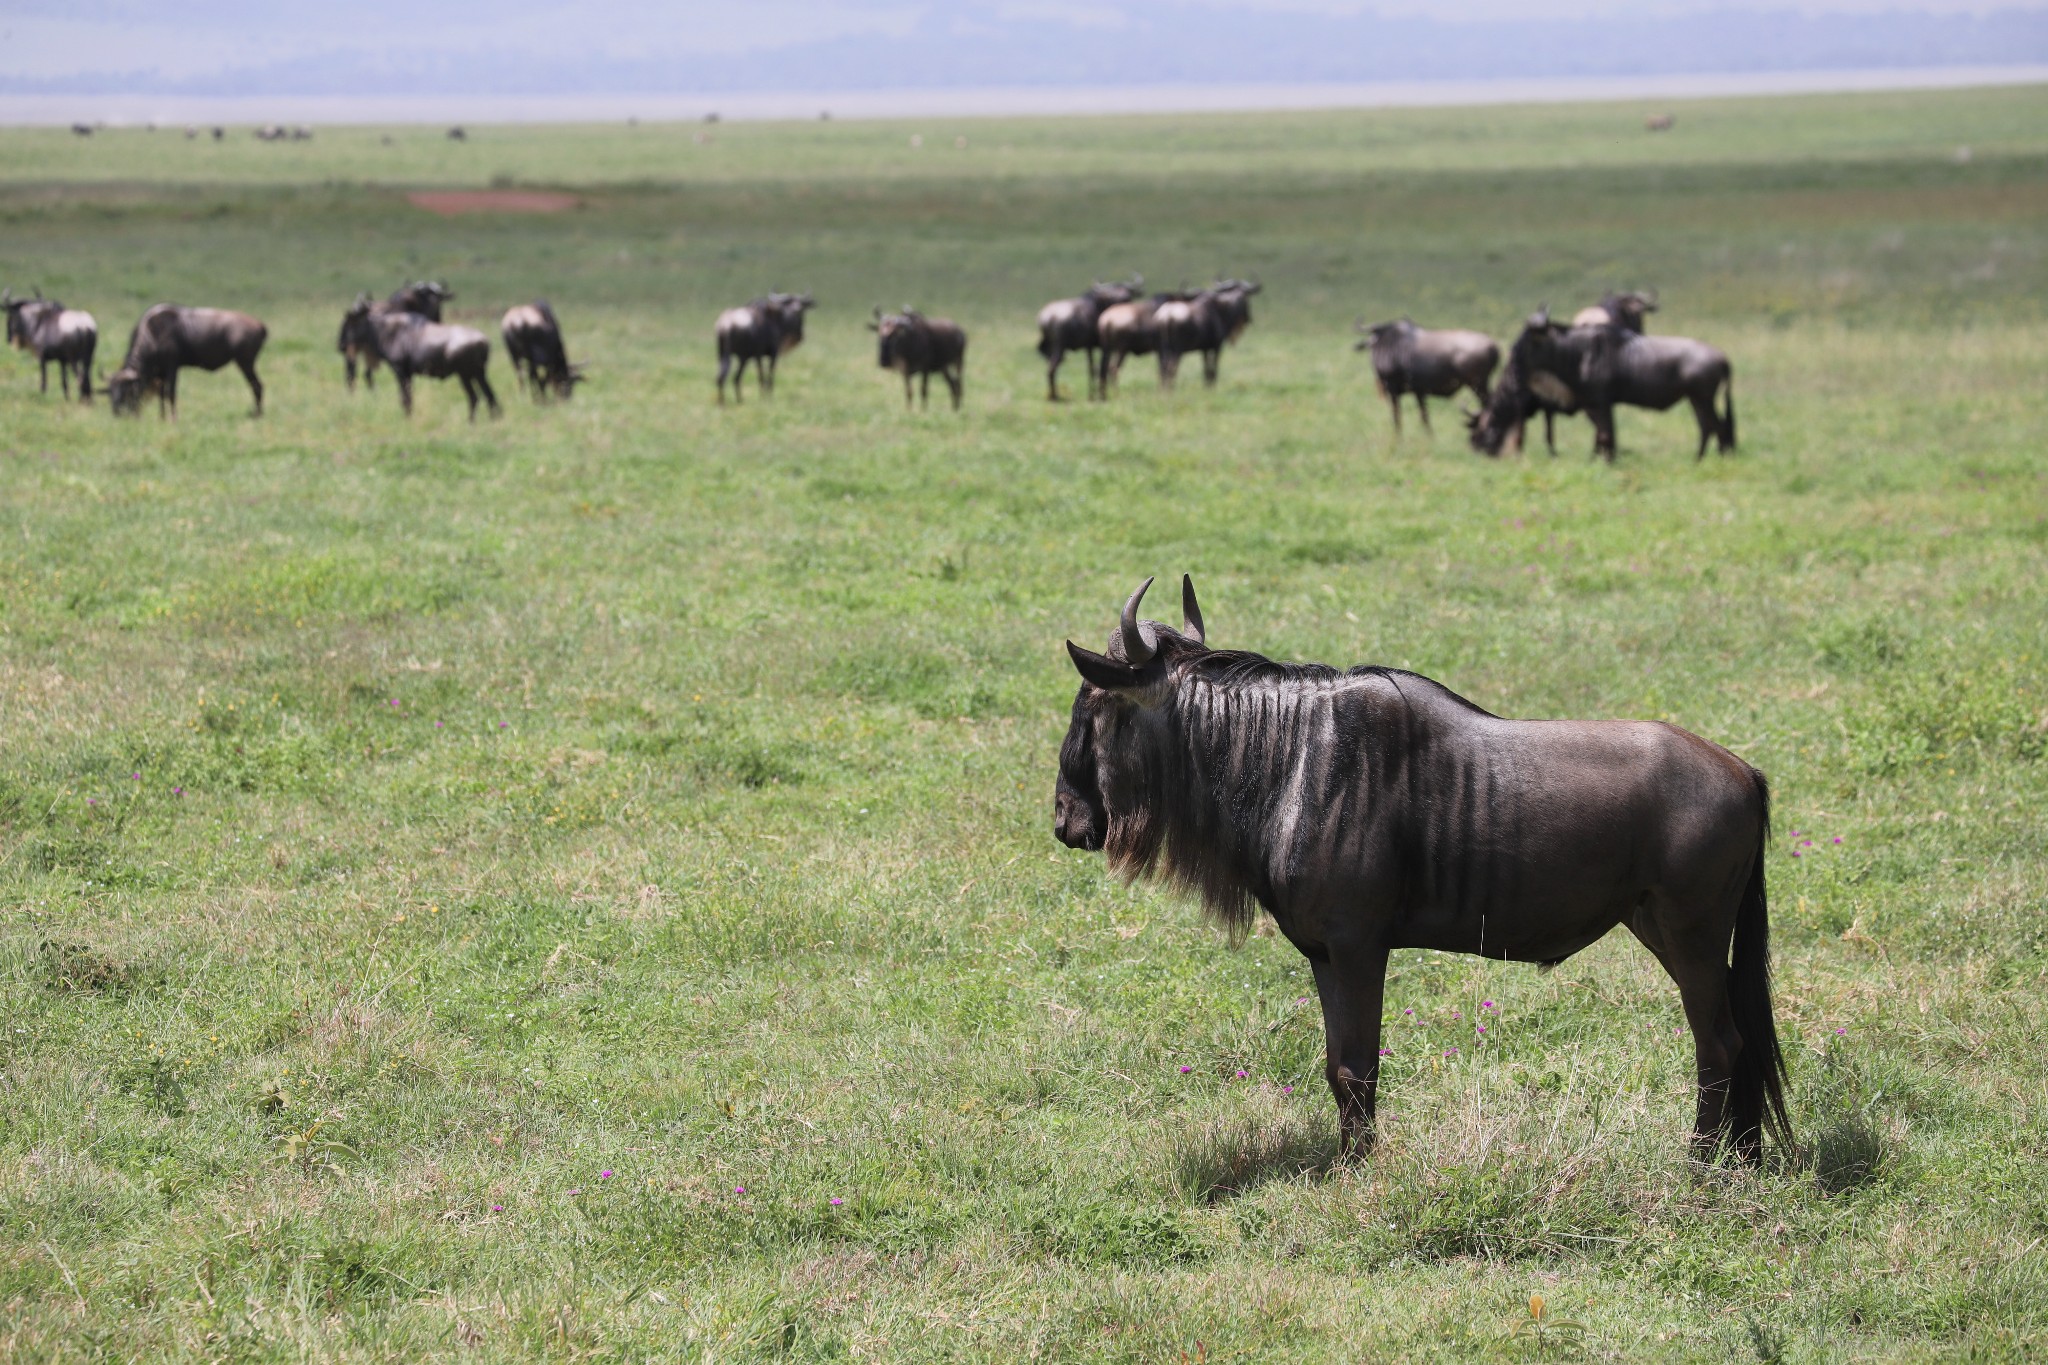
6, 273, 1734, 460
5, 262, 1786, 1166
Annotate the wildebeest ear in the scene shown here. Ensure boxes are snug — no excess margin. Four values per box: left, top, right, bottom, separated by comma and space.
1180, 574, 1205, 646
1067, 640, 1143, 691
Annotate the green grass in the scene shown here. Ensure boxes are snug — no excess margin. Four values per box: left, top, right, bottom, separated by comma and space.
2, 85, 2047, 1361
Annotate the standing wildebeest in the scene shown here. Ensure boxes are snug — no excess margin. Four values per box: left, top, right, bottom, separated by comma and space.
1572, 288, 1657, 332
4, 288, 97, 401
1035, 276, 1141, 402
1470, 308, 1734, 461
869, 306, 966, 410
340, 281, 453, 392
108, 305, 267, 418
1353, 317, 1497, 436
1055, 576, 1791, 1163
714, 292, 814, 404
501, 301, 585, 400
1154, 280, 1260, 388
338, 300, 500, 420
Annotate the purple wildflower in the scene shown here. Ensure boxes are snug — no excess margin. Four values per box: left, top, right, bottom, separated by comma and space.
86, 797, 96, 805
1179, 1065, 1192, 1074
131, 772, 141, 780
172, 786, 183, 796
1403, 1008, 1414, 1016
1476, 1025, 1487, 1034
567, 1187, 581, 1196
1235, 1069, 1248, 1079
1834, 836, 1844, 844
1283, 1085, 1295, 1094
1443, 1047, 1458, 1056
1378, 1047, 1392, 1056
599, 1170, 613, 1179
491, 1203, 504, 1212
734, 1185, 745, 1196
1481, 1000, 1496, 1010
830, 1197, 843, 1206
1835, 1027, 1847, 1035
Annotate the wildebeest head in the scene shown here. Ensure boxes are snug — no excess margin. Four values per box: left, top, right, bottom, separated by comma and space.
389, 280, 453, 320
1055, 575, 1208, 855
1085, 276, 1143, 306
1602, 288, 1658, 332
869, 306, 916, 368
106, 366, 148, 415
768, 292, 816, 351
4, 288, 52, 349
1353, 316, 1413, 353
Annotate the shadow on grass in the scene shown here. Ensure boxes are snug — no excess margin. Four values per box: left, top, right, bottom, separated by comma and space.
1170, 1106, 1337, 1204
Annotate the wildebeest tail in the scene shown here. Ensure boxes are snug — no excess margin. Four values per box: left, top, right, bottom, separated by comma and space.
1720, 373, 1737, 451
1728, 765, 1790, 1160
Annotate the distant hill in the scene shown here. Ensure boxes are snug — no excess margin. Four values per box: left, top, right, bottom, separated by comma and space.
8, 4, 2048, 96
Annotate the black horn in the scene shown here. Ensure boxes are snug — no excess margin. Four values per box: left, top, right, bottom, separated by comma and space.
1181, 574, 1205, 645
1120, 576, 1158, 665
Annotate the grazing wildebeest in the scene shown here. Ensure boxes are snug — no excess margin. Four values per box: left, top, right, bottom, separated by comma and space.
714, 292, 814, 404
1470, 308, 1734, 461
107, 305, 267, 418
1035, 276, 1141, 402
339, 282, 453, 391
3, 288, 98, 401
338, 300, 500, 420
1055, 576, 1791, 1163
501, 301, 585, 400
1646, 112, 1676, 132
1352, 317, 1497, 436
1155, 280, 1260, 388
869, 306, 966, 410
1572, 288, 1657, 332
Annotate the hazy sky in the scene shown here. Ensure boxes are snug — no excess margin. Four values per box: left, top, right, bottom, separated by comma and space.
5, 0, 2043, 85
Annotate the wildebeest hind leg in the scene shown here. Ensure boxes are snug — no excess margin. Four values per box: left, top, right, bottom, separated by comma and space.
946, 365, 962, 412
1416, 394, 1431, 433
476, 370, 501, 419
1312, 948, 1390, 1158
238, 359, 263, 416
1630, 914, 1743, 1161
1690, 392, 1717, 461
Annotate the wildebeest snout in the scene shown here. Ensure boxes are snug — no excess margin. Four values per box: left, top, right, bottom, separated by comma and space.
1053, 781, 1103, 851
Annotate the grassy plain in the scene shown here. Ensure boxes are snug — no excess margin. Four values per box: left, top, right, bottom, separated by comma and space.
2, 83, 2047, 1361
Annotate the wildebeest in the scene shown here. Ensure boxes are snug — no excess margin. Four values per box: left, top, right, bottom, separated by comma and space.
1572, 288, 1657, 332
1646, 112, 1676, 132
3, 288, 98, 401
501, 301, 585, 400
1055, 576, 1790, 1163
1035, 276, 1141, 401
339, 282, 453, 391
714, 292, 814, 404
337, 300, 500, 420
869, 306, 966, 410
1470, 308, 1734, 461
1094, 291, 1187, 393
107, 305, 267, 418
1155, 280, 1260, 388
1352, 317, 1497, 435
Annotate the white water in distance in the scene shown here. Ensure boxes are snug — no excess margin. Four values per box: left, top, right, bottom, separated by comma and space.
4, 64, 2044, 127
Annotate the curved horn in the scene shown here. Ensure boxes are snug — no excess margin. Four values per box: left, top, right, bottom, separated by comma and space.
1119, 576, 1157, 666
1180, 574, 1205, 646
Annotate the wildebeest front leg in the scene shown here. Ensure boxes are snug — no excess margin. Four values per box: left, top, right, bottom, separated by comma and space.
39, 356, 50, 394
1590, 407, 1616, 462
1385, 389, 1402, 436
920, 371, 931, 409
397, 370, 415, 417
1313, 947, 1390, 1157
1416, 394, 1432, 433
945, 365, 962, 411
1202, 349, 1219, 388
477, 370, 500, 418
1689, 392, 1717, 461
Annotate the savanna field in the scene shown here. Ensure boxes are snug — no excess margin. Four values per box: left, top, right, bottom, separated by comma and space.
2, 86, 2046, 1361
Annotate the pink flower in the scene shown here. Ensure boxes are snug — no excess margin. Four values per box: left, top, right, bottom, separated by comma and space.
599, 1170, 613, 1179
1378, 1047, 1392, 1056
491, 1203, 503, 1212
1403, 1008, 1414, 1016
1235, 1069, 1248, 1079
734, 1185, 745, 1195
567, 1188, 581, 1196
1283, 1085, 1295, 1093
1834, 836, 1843, 844
1179, 1065, 1191, 1074
1476, 1025, 1487, 1034
1481, 1000, 1496, 1010
1834, 1027, 1847, 1035
829, 1197, 844, 1206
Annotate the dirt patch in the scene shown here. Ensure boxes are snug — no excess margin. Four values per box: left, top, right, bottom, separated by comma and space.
407, 190, 581, 216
